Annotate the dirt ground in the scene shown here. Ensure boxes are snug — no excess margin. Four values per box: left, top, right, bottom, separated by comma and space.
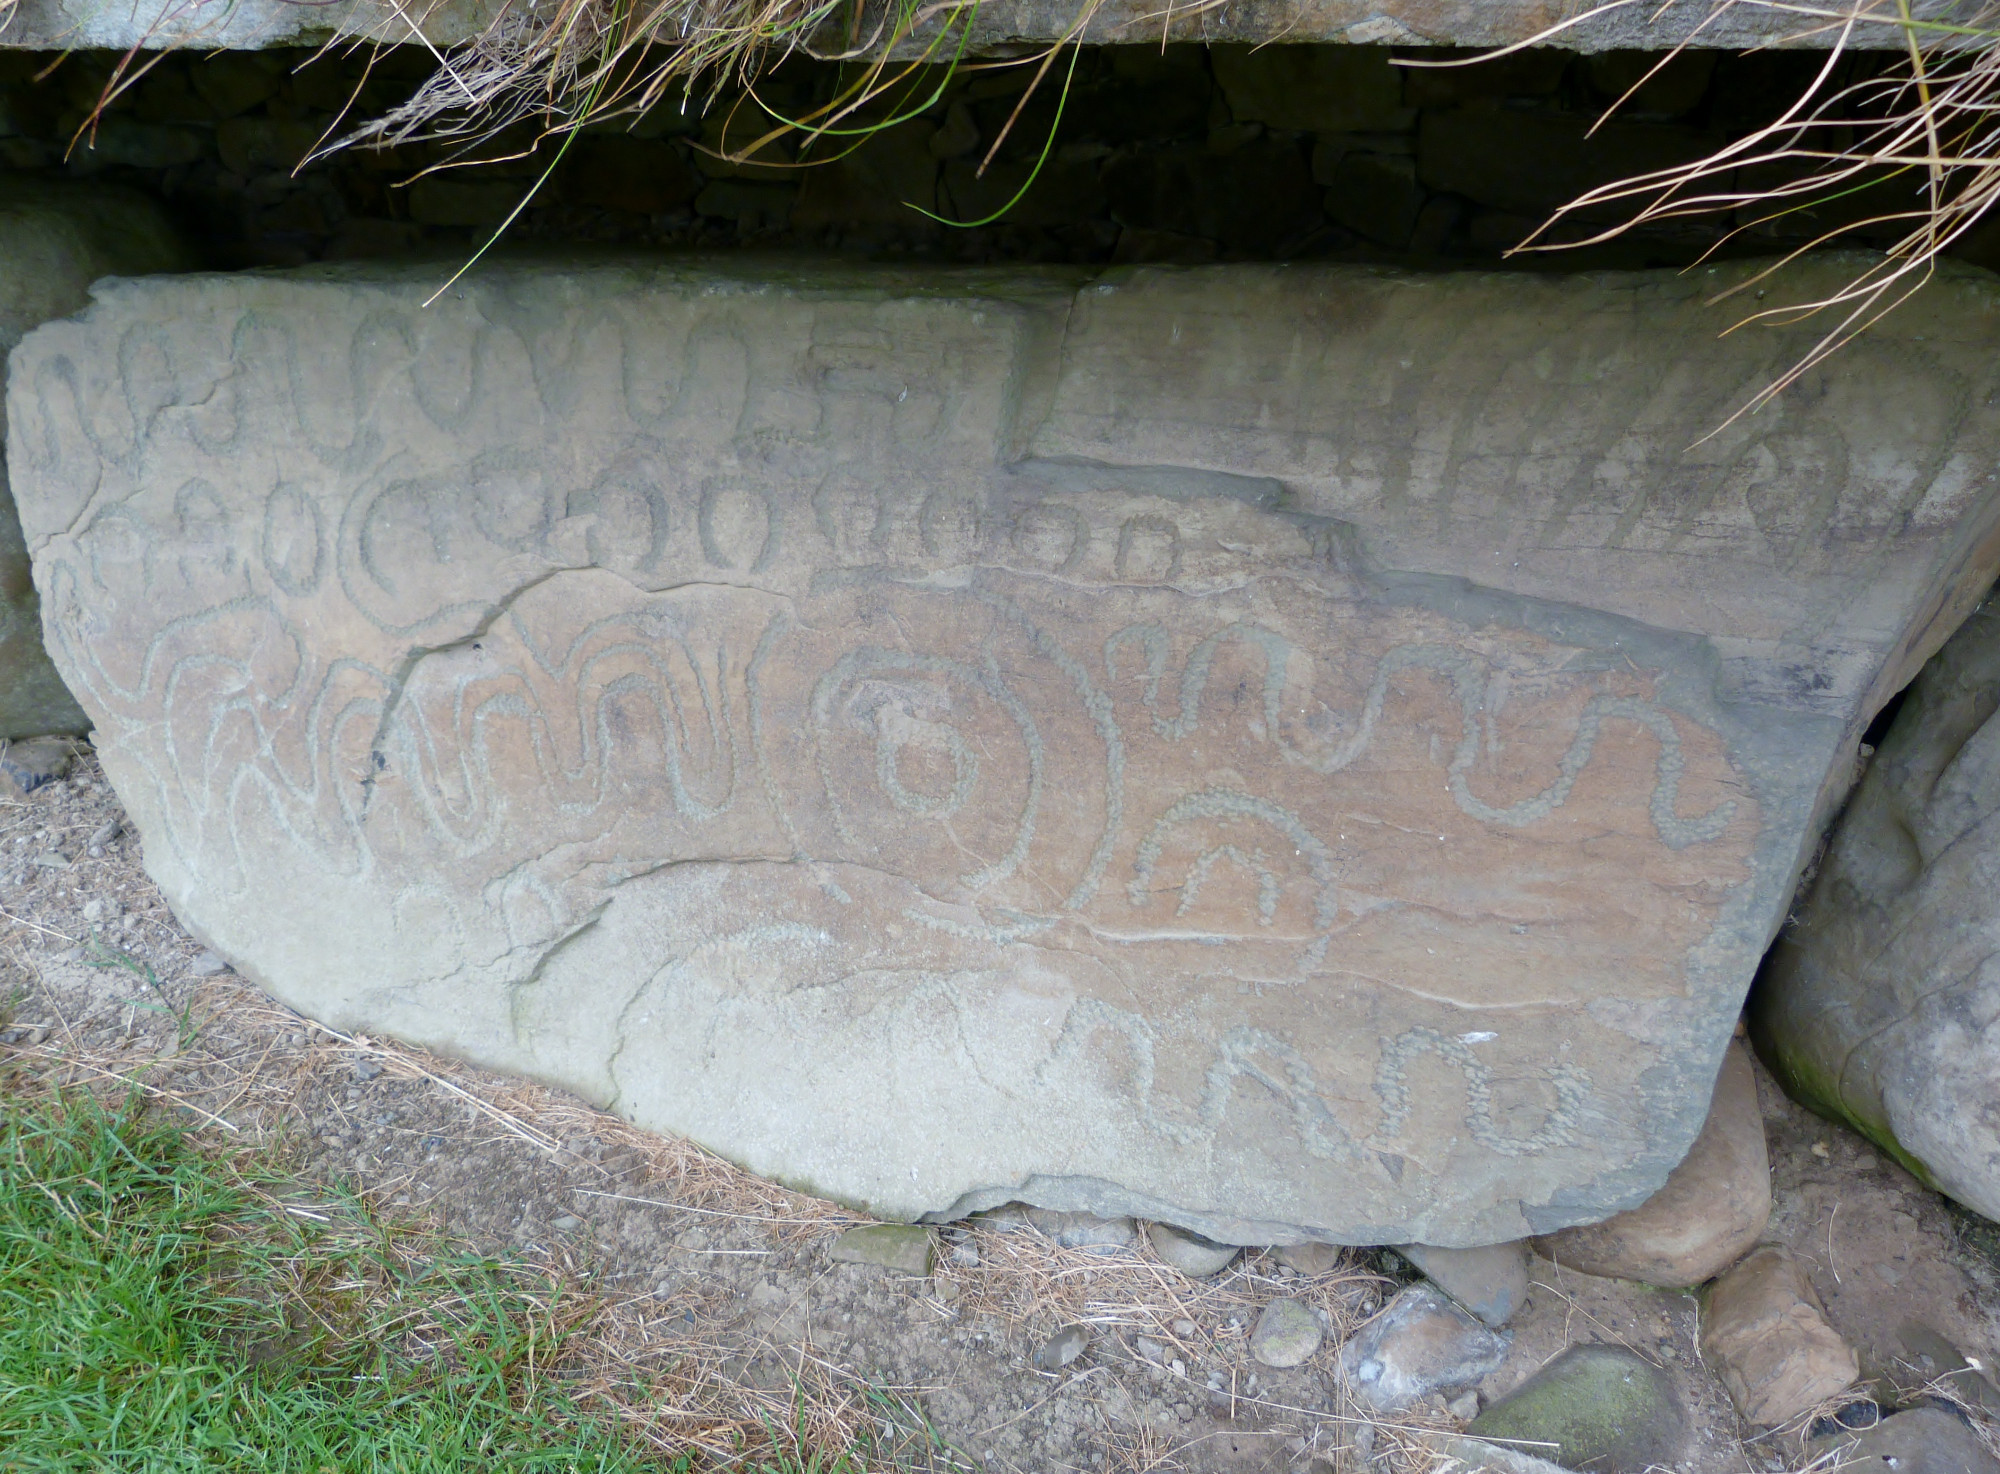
5, 746, 1999, 1473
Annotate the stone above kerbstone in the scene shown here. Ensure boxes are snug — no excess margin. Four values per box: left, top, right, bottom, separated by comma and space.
1535, 1041, 1769, 1285
1757, 594, 2000, 1222
0, 178, 189, 740
14, 258, 2000, 1247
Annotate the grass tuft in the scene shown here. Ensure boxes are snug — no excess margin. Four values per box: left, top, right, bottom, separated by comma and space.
0, 1085, 666, 1472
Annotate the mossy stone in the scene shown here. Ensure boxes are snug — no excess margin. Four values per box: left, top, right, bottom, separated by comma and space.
1468, 1344, 1683, 1474
830, 1224, 934, 1275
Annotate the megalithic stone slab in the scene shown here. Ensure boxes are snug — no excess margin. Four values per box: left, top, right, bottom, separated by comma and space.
11, 259, 2000, 1246
0, 180, 189, 738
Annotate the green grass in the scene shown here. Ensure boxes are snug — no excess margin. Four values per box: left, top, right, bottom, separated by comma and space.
0, 1086, 671, 1474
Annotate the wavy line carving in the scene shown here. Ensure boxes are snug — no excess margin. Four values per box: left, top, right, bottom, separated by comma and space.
1105, 621, 1736, 850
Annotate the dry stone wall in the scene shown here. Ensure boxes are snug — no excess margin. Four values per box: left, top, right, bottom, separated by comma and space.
0, 45, 1917, 275
11, 257, 2000, 1245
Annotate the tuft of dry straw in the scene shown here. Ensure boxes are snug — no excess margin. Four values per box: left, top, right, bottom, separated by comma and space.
1414, 0, 2000, 432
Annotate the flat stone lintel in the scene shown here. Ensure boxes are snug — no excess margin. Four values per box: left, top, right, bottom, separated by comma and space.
0, 0, 1977, 52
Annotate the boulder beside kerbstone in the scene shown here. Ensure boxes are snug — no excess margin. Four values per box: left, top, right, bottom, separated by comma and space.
1756, 594, 2000, 1221
1534, 1041, 1769, 1285
0, 178, 190, 739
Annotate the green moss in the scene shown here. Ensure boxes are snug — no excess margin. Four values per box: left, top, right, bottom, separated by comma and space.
1747, 1021, 1940, 1190
1468, 1344, 1682, 1474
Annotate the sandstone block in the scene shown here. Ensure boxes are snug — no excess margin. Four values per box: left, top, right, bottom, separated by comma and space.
1701, 1245, 1858, 1426
0, 179, 188, 739
1758, 595, 2000, 1221
12, 259, 2000, 1245
1534, 1040, 1770, 1285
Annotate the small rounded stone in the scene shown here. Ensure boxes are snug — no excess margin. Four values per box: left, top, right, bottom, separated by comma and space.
1034, 1322, 1090, 1370
1147, 1221, 1239, 1277
1250, 1297, 1323, 1368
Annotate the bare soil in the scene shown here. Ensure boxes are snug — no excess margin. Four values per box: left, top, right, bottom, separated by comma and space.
5, 747, 1998, 1473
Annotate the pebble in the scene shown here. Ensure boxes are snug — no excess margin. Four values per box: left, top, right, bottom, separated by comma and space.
1135, 1335, 1166, 1363
1273, 1241, 1343, 1276
1026, 1208, 1137, 1251
829, 1223, 935, 1275
30, 852, 69, 870
1146, 1222, 1239, 1277
81, 896, 121, 922
1397, 1240, 1531, 1327
1173, 1318, 1196, 1337
1337, 1283, 1509, 1412
948, 1240, 979, 1268
550, 1214, 583, 1232
1448, 1390, 1481, 1421
353, 1059, 383, 1081
1033, 1323, 1090, 1371
88, 819, 121, 848
1249, 1297, 1322, 1368
190, 950, 229, 976
1469, 1344, 1684, 1474
1700, 1244, 1857, 1426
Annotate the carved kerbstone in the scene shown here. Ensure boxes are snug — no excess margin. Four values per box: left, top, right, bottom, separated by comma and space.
0, 180, 188, 738
12, 259, 2000, 1243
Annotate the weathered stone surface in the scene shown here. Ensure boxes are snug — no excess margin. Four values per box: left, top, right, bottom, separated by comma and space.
831, 1223, 935, 1273
0, 179, 188, 739
1468, 1344, 1683, 1474
1147, 1221, 1239, 1276
1339, 1282, 1508, 1411
1034, 1322, 1090, 1370
1758, 595, 2000, 1221
1883, 1322, 2000, 1416
1701, 1245, 1858, 1426
1250, 1297, 1324, 1368
0, 734, 70, 796
1275, 1242, 1345, 1276
1027, 1209, 1137, 1251
1809, 1406, 2000, 1474
14, 259, 2000, 1244
1535, 1041, 1769, 1285
1396, 1240, 1530, 1326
